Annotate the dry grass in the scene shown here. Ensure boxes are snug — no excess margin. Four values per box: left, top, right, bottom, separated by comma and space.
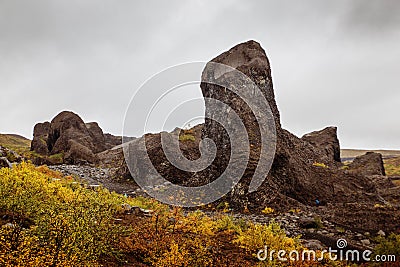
0, 133, 31, 154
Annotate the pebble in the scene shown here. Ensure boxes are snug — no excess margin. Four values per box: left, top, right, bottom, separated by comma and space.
361, 239, 371, 246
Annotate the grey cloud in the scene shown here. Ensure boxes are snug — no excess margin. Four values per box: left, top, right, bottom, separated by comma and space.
0, 0, 399, 150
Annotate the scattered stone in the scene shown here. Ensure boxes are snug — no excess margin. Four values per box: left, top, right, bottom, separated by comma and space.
377, 230, 386, 237
301, 239, 325, 250
122, 203, 132, 213
361, 239, 371, 246
0, 157, 12, 168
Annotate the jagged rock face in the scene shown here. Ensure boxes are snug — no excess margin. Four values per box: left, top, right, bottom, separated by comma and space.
110, 40, 390, 212
199, 40, 379, 209
301, 127, 341, 164
104, 133, 123, 148
31, 122, 51, 155
349, 152, 386, 176
85, 122, 107, 152
31, 111, 119, 164
202, 40, 281, 130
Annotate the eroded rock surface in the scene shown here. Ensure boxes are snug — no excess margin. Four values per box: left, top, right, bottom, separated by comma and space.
105, 41, 400, 215
31, 111, 123, 164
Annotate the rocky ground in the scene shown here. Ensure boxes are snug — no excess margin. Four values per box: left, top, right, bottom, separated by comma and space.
49, 164, 140, 197
48, 163, 396, 253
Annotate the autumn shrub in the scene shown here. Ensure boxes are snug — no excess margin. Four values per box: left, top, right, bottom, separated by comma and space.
313, 162, 329, 169
0, 163, 127, 266
0, 163, 358, 266
234, 220, 300, 258
120, 207, 218, 266
373, 233, 400, 262
178, 134, 195, 142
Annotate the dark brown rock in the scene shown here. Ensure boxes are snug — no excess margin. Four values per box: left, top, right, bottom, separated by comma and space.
64, 140, 98, 164
104, 133, 123, 149
0, 157, 12, 168
31, 122, 51, 154
348, 152, 386, 176
31, 111, 112, 164
203, 40, 281, 129
85, 122, 107, 152
115, 40, 391, 213
199, 40, 349, 209
301, 126, 341, 164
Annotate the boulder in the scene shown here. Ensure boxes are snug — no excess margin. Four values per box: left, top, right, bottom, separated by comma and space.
31, 111, 113, 164
0, 157, 12, 168
301, 127, 341, 164
348, 152, 385, 176
0, 146, 23, 163
199, 40, 350, 209
64, 140, 98, 164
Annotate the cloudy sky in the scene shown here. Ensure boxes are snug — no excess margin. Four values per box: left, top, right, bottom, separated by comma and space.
1, 0, 399, 149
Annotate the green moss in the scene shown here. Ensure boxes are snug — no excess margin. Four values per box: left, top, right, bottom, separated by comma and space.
49, 153, 64, 164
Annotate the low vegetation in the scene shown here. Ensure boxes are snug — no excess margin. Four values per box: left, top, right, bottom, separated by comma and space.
0, 134, 31, 154
313, 162, 329, 169
384, 157, 400, 186
0, 163, 398, 266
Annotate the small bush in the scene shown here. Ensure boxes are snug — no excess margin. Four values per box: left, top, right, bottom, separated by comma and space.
313, 162, 329, 169
373, 233, 400, 258
0, 163, 127, 266
261, 206, 275, 215
179, 134, 195, 142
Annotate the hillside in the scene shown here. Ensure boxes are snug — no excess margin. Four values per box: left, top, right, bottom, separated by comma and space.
341, 149, 400, 160
0, 133, 31, 154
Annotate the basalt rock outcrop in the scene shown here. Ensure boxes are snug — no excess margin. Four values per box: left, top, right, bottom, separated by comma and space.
198, 40, 379, 210
348, 152, 386, 176
31, 111, 122, 164
105, 41, 397, 215
301, 126, 341, 164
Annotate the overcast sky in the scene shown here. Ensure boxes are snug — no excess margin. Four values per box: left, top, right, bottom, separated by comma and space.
1, 0, 399, 149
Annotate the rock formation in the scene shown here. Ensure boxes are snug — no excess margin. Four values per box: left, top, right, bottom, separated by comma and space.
111, 40, 395, 213
31, 111, 122, 164
301, 127, 341, 164
199, 40, 355, 209
348, 152, 386, 176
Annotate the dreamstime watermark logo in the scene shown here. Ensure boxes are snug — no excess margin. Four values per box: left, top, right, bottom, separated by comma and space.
122, 62, 277, 207
257, 238, 397, 263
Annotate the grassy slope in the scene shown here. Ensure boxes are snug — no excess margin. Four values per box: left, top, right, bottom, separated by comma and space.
0, 133, 31, 151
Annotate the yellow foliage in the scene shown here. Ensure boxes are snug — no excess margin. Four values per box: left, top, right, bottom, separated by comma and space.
0, 163, 354, 266
0, 163, 126, 266
261, 206, 275, 215
313, 162, 329, 169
